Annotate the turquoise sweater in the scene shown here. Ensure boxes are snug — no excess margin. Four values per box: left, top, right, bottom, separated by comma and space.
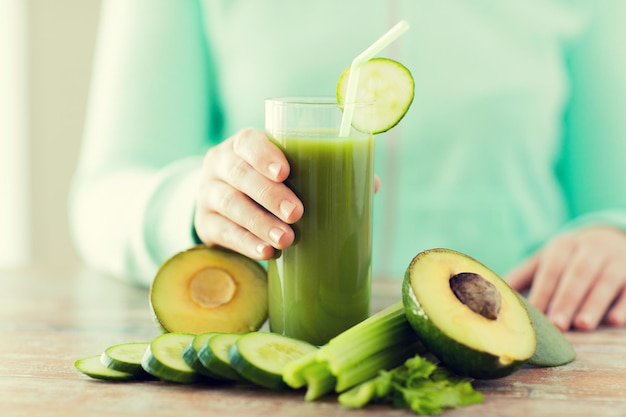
70, 0, 626, 286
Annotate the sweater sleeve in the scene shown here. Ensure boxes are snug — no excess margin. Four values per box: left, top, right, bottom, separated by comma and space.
559, 0, 626, 233
69, 0, 220, 286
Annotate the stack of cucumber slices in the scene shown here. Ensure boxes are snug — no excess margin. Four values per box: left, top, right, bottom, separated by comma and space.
75, 331, 317, 389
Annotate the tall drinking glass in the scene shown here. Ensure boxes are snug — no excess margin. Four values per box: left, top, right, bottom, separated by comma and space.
265, 97, 374, 346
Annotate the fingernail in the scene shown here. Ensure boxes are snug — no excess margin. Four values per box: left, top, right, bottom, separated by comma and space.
268, 163, 281, 180
257, 243, 269, 256
575, 313, 593, 331
269, 228, 285, 245
279, 200, 296, 220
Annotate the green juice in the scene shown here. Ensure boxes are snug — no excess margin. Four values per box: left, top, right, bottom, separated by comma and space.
268, 130, 374, 346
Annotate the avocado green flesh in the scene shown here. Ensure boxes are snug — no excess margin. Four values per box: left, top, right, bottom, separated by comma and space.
402, 278, 526, 379
149, 246, 268, 335
401, 248, 539, 379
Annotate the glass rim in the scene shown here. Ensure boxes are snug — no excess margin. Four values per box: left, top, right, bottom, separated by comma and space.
265, 96, 373, 107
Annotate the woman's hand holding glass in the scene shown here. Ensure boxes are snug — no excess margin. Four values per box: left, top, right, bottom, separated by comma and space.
193, 128, 304, 260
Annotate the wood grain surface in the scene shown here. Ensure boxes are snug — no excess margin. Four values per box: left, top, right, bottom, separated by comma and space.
1, 266, 625, 416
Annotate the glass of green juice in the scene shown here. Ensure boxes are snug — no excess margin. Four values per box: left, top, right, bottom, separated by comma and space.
265, 97, 374, 346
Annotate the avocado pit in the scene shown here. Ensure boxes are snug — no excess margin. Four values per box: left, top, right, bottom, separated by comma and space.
450, 272, 501, 320
189, 267, 236, 308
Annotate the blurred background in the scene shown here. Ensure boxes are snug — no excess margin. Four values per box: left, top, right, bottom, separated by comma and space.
0, 0, 101, 268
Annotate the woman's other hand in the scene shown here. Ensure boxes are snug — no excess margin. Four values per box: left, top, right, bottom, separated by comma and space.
506, 226, 626, 331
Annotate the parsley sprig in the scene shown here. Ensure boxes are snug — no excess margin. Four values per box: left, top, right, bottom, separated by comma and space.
339, 354, 483, 415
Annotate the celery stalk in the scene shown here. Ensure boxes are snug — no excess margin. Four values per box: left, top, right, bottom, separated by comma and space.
337, 379, 378, 408
319, 301, 424, 378
325, 320, 419, 374
280, 300, 424, 399
318, 302, 406, 360
335, 339, 423, 392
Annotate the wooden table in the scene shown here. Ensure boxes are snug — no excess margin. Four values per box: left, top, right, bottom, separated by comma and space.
2, 265, 626, 416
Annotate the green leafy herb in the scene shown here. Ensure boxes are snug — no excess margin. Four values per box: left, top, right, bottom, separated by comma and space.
338, 354, 483, 415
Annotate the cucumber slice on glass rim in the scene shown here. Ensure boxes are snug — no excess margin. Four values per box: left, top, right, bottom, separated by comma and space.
336, 57, 414, 134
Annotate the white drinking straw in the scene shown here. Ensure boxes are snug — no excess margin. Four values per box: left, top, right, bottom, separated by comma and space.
339, 20, 410, 137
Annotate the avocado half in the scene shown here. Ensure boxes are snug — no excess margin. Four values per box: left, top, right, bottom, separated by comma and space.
402, 248, 536, 379
150, 245, 268, 334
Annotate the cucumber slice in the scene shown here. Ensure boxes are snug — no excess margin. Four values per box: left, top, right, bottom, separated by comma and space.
228, 332, 318, 390
182, 332, 221, 378
197, 333, 243, 381
100, 342, 150, 375
141, 332, 202, 383
75, 355, 138, 381
336, 57, 414, 134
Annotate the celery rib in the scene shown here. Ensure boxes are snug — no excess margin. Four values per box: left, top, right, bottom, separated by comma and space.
282, 350, 318, 389
281, 300, 425, 400
322, 316, 409, 359
318, 302, 406, 362
337, 379, 378, 408
302, 361, 336, 401
321, 303, 404, 350
325, 322, 419, 374
335, 339, 423, 392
